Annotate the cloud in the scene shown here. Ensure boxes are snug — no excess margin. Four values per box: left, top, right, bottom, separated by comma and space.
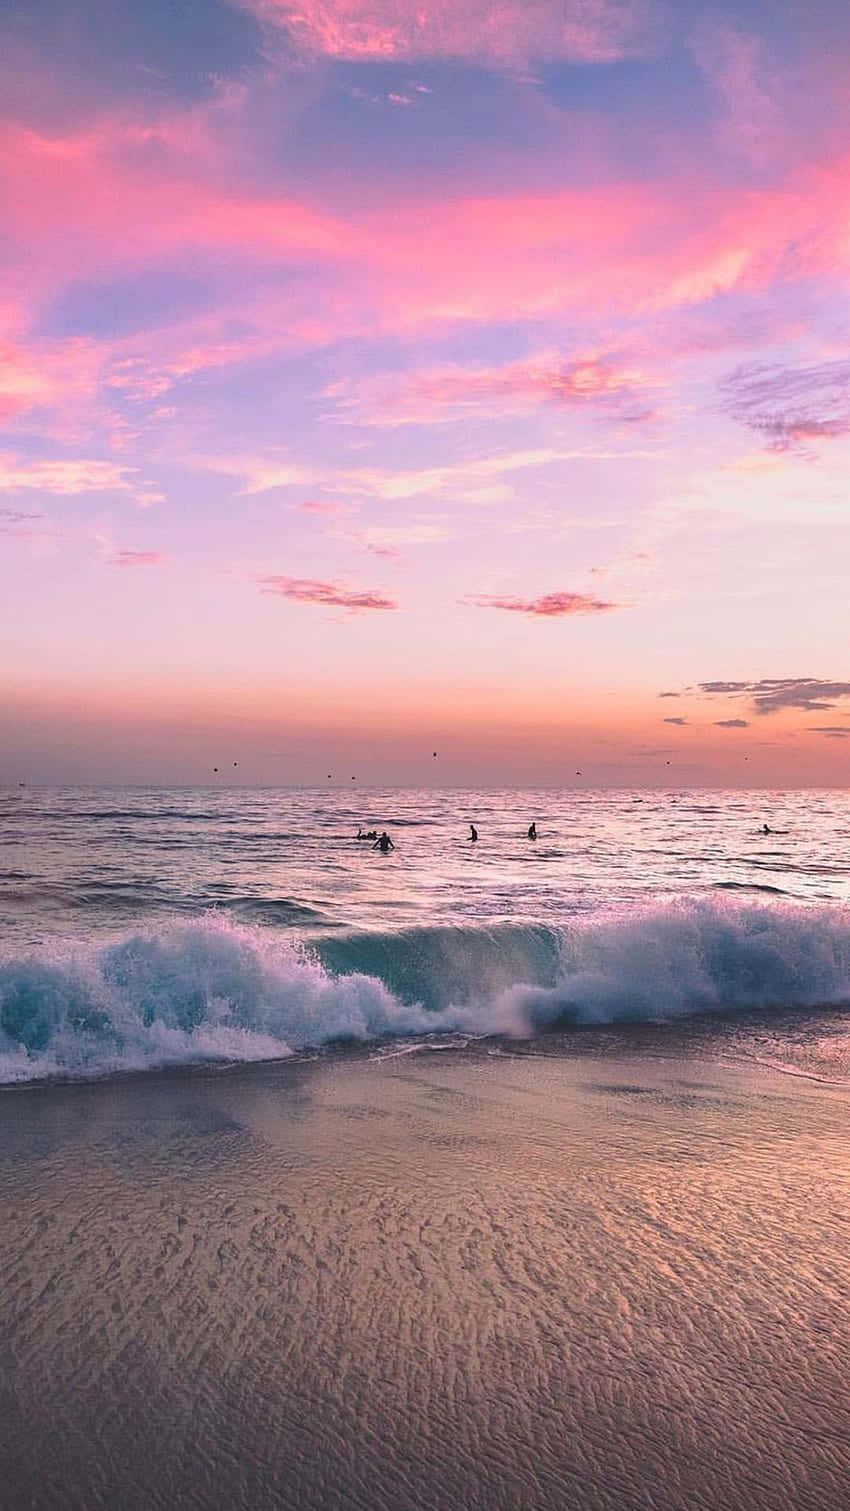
809, 726, 850, 738
658, 690, 680, 698
298, 498, 346, 515
714, 718, 749, 728
663, 716, 688, 725
258, 575, 397, 611
359, 523, 452, 549
0, 333, 102, 425
109, 550, 169, 568
692, 23, 782, 169
343, 447, 655, 502
202, 456, 316, 494
0, 505, 46, 537
0, 507, 43, 523
722, 359, 850, 455
326, 351, 661, 428
699, 678, 850, 714
242, 0, 661, 66
0, 453, 160, 500
465, 590, 621, 617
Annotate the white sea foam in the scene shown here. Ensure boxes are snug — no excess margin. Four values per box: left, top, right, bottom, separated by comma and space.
1, 900, 849, 1083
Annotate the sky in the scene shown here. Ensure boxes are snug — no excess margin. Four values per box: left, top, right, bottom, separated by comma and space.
2, 0, 850, 785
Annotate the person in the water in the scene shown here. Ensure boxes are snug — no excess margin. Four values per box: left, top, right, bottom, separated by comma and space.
373, 831, 395, 853
528, 822, 537, 840
762, 823, 771, 834
469, 824, 478, 842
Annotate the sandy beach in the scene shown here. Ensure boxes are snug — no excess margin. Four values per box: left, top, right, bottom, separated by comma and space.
2, 1032, 848, 1511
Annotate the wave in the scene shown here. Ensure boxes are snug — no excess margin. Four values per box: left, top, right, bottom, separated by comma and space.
1, 899, 849, 1084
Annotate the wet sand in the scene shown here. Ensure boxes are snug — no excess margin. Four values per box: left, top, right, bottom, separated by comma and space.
1, 1039, 849, 1510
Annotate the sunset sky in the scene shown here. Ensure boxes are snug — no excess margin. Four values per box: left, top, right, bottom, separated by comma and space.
2, 0, 850, 784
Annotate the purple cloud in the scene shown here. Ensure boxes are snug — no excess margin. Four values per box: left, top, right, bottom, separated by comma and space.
663, 716, 688, 725
259, 575, 397, 611
0, 506, 44, 535
722, 359, 850, 454
465, 590, 621, 617
699, 678, 850, 714
714, 718, 749, 728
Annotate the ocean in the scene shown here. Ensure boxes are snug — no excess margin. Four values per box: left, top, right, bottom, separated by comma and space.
2, 785, 850, 1082
2, 786, 850, 1509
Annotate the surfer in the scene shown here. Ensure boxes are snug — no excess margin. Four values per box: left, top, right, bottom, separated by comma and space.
527, 822, 537, 840
373, 831, 395, 853
469, 824, 478, 842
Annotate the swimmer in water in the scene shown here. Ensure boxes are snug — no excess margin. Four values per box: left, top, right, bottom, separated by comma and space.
373, 831, 395, 853
469, 823, 478, 842
528, 822, 537, 840
762, 823, 771, 834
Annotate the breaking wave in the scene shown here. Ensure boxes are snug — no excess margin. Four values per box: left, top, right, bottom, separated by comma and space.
1, 899, 850, 1083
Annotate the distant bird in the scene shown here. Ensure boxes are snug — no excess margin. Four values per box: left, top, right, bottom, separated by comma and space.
233, 762, 238, 768
433, 751, 437, 757
351, 776, 356, 781
213, 767, 218, 773
576, 770, 581, 776
327, 774, 332, 779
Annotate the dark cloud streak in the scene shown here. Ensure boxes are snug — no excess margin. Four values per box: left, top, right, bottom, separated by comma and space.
465, 590, 621, 618
699, 678, 850, 714
260, 575, 397, 611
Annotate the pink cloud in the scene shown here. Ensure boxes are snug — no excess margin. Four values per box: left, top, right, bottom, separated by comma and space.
2, 106, 831, 351
109, 550, 169, 568
692, 23, 782, 168
298, 498, 347, 515
0, 453, 154, 498
0, 332, 103, 426
242, 0, 660, 65
328, 350, 660, 426
466, 590, 621, 617
259, 575, 397, 610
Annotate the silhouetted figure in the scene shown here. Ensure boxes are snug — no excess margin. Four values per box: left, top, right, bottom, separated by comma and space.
373, 831, 395, 853
762, 823, 771, 834
528, 822, 537, 840
469, 824, 478, 842
366, 830, 378, 840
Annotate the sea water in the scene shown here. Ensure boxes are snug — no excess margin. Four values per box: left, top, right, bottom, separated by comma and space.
1, 785, 849, 1082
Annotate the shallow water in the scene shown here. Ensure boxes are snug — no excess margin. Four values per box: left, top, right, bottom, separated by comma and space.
1, 1040, 848, 1511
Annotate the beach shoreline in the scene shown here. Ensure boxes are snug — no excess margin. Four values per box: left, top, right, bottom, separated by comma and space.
2, 1030, 848, 1510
